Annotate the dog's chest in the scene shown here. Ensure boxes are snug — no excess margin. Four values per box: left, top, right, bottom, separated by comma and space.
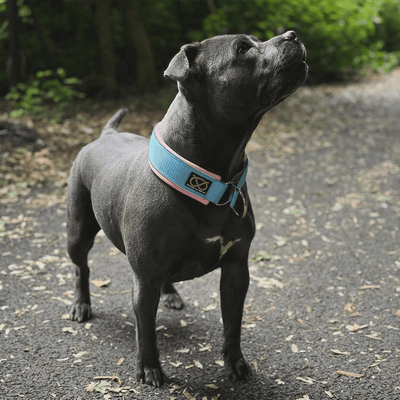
203, 235, 241, 257
168, 235, 242, 282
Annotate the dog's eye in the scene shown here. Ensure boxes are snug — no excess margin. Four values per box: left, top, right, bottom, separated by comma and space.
238, 42, 251, 54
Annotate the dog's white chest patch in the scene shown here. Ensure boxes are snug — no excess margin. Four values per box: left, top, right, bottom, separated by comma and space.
205, 236, 241, 257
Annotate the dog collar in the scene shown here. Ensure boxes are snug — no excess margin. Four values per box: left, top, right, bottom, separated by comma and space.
148, 124, 248, 218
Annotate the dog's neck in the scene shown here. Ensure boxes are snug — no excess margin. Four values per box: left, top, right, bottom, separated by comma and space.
158, 92, 264, 181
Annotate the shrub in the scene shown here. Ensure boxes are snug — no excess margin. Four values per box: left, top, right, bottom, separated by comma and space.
5, 68, 85, 122
376, 0, 400, 53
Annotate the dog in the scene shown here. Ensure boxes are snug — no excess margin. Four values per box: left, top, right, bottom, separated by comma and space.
67, 30, 307, 387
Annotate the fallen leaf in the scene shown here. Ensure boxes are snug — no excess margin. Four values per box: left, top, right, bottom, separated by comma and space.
365, 334, 382, 340
325, 391, 334, 398
215, 360, 224, 367
203, 304, 217, 312
252, 276, 284, 289
359, 285, 380, 290
336, 370, 363, 378
73, 351, 88, 358
395, 309, 400, 317
344, 303, 356, 312
296, 377, 314, 385
183, 388, 196, 400
331, 349, 350, 356
52, 296, 72, 306
62, 327, 78, 335
291, 344, 299, 353
86, 381, 111, 394
369, 359, 387, 367
346, 324, 368, 332
251, 360, 258, 372
252, 251, 272, 262
175, 348, 190, 354
180, 319, 187, 327
91, 278, 111, 288
169, 383, 185, 394
33, 286, 47, 291
93, 375, 122, 386
169, 360, 183, 368
242, 323, 256, 329
117, 357, 124, 365
205, 384, 219, 389
194, 360, 203, 369
199, 343, 212, 352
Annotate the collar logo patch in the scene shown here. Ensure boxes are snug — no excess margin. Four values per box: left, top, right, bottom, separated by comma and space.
185, 173, 212, 195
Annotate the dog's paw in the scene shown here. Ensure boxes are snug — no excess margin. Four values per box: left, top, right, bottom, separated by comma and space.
161, 293, 184, 310
70, 301, 92, 322
225, 357, 251, 382
137, 366, 165, 387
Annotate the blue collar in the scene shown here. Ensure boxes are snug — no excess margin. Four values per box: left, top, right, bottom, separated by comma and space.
148, 124, 249, 218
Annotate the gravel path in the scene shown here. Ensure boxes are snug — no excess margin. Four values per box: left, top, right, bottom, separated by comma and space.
1, 69, 399, 399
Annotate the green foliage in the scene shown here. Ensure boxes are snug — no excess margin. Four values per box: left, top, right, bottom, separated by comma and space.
5, 68, 85, 122
201, 0, 398, 81
375, 0, 400, 53
355, 42, 400, 75
0, 0, 398, 93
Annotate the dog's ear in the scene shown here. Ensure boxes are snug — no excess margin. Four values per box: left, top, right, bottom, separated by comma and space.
164, 43, 200, 82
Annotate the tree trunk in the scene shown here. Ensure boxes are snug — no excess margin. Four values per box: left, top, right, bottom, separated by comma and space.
126, 1, 156, 91
25, 0, 54, 71
95, 0, 117, 92
6, 0, 20, 88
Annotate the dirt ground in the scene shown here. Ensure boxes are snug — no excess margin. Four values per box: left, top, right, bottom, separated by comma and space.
0, 68, 399, 399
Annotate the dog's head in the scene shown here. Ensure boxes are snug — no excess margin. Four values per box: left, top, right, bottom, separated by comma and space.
165, 31, 308, 121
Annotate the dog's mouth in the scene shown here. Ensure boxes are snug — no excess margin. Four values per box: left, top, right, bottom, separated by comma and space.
302, 48, 307, 64
259, 45, 308, 110
301, 47, 308, 71
275, 40, 308, 75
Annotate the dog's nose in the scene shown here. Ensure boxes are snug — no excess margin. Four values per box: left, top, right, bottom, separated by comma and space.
283, 30, 298, 41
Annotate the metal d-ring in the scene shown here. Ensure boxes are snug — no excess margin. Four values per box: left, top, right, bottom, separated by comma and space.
216, 182, 248, 219
230, 186, 248, 219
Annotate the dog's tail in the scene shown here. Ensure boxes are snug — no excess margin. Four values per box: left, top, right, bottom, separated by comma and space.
100, 108, 128, 136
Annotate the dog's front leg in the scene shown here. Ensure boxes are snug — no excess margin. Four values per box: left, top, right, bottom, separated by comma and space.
132, 278, 165, 387
220, 261, 251, 381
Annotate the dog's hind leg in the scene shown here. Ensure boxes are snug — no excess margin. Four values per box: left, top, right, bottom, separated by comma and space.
160, 282, 184, 310
67, 178, 100, 322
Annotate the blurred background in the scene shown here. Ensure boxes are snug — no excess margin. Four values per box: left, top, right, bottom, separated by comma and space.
1, 0, 400, 110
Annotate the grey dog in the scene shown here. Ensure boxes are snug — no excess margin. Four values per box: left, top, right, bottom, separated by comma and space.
67, 30, 308, 387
